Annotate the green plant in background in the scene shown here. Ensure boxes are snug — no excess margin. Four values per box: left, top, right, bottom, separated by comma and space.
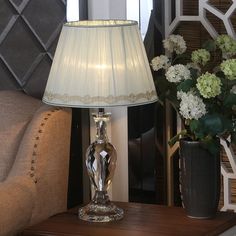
151, 34, 236, 154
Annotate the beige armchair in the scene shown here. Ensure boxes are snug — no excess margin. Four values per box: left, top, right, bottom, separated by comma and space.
0, 90, 72, 236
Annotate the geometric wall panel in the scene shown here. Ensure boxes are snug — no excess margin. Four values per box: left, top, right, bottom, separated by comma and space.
0, 0, 66, 98
23, 0, 66, 46
23, 56, 53, 98
1, 18, 42, 83
0, 60, 20, 89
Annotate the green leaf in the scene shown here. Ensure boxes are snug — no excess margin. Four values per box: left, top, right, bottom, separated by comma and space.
215, 70, 225, 79
224, 94, 236, 107
203, 138, 220, 156
202, 114, 222, 134
202, 39, 216, 52
189, 119, 200, 132
189, 68, 199, 80
177, 79, 194, 92
172, 53, 191, 64
200, 113, 233, 136
189, 119, 204, 139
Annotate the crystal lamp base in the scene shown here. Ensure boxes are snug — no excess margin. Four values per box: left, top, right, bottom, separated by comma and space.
78, 191, 124, 222
78, 110, 124, 222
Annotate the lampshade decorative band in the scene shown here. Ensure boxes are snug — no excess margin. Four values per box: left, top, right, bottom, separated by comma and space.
43, 90, 157, 107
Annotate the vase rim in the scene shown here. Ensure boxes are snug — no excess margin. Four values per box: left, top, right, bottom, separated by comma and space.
180, 138, 219, 143
180, 139, 202, 144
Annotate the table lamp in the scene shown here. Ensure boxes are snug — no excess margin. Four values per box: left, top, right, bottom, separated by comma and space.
42, 20, 157, 222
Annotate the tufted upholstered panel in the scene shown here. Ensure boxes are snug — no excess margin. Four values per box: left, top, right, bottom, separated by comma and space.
0, 90, 42, 181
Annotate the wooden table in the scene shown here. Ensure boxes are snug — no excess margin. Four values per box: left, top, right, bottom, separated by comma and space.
21, 202, 236, 236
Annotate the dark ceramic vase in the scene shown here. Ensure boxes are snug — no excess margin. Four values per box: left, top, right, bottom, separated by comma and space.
179, 139, 221, 219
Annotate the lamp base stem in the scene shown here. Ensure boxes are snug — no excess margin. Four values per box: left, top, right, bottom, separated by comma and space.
78, 190, 124, 222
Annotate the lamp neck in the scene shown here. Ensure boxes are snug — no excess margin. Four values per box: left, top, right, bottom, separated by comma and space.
93, 109, 110, 143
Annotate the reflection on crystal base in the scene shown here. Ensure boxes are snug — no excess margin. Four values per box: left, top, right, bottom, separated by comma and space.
78, 202, 124, 222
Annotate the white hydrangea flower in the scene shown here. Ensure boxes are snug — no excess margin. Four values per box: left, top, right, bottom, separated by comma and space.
163, 34, 187, 54
231, 85, 236, 94
165, 64, 191, 83
151, 55, 170, 72
179, 91, 207, 120
177, 90, 185, 100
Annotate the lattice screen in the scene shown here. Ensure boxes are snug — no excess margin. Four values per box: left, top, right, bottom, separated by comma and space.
165, 0, 236, 38
0, 0, 66, 98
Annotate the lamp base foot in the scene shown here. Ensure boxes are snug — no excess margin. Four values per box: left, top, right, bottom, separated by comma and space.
78, 201, 124, 222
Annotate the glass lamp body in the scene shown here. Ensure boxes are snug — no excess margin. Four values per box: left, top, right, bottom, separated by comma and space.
78, 112, 124, 222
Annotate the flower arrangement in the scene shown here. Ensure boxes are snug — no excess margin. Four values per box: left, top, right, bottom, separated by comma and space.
151, 34, 236, 154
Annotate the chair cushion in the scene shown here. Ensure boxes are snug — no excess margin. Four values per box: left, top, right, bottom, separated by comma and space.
0, 90, 42, 181
0, 176, 35, 236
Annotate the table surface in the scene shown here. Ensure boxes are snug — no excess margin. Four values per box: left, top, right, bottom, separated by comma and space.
22, 202, 236, 236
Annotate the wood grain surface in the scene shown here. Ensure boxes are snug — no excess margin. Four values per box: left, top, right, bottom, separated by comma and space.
21, 202, 236, 236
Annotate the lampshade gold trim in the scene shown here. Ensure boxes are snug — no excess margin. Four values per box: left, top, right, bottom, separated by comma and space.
43, 90, 157, 106
65, 20, 137, 28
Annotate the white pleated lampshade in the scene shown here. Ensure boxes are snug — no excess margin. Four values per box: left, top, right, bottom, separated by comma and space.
43, 20, 157, 107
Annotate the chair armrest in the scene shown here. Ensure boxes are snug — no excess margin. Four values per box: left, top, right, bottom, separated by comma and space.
9, 105, 72, 225
0, 176, 35, 236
